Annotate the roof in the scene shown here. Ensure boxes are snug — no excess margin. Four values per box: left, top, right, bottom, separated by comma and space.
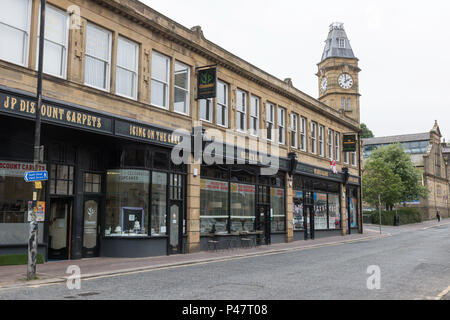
363, 133, 430, 146
321, 22, 356, 62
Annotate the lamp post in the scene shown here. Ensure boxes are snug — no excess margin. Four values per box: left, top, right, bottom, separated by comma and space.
378, 194, 382, 235
28, 0, 46, 281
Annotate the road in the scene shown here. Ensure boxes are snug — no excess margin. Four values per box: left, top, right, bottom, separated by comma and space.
0, 223, 449, 300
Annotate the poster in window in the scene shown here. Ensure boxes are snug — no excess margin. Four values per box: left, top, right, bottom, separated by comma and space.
121, 207, 144, 233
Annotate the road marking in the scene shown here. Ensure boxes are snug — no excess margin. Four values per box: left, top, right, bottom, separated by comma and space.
436, 285, 450, 300
422, 222, 450, 230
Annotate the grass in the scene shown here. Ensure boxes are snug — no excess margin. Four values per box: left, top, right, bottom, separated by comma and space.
0, 254, 44, 266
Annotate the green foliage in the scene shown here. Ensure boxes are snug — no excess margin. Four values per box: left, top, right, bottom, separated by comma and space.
368, 208, 423, 225
0, 253, 44, 266
363, 144, 429, 208
361, 123, 374, 139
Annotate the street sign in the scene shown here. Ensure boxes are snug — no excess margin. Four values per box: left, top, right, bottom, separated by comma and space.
24, 171, 48, 182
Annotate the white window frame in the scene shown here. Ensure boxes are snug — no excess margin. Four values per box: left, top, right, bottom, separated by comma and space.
291, 113, 298, 149
151, 50, 170, 109
266, 103, 275, 141
173, 60, 190, 115
216, 80, 228, 128
352, 152, 357, 167
116, 36, 139, 100
311, 121, 317, 155
341, 97, 346, 110
236, 89, 247, 132
84, 22, 112, 92
300, 117, 306, 151
319, 125, 325, 157
278, 107, 286, 145
199, 98, 213, 123
344, 151, 349, 164
339, 38, 346, 48
0, 0, 32, 67
335, 132, 341, 162
36, 3, 69, 79
347, 98, 352, 111
328, 129, 334, 160
250, 95, 259, 136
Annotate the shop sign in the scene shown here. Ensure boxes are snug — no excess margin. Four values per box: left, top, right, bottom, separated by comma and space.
197, 66, 217, 100
348, 176, 360, 185
201, 179, 229, 192
28, 201, 45, 222
115, 120, 183, 147
343, 134, 357, 152
231, 183, 255, 194
271, 188, 284, 197
0, 92, 113, 134
107, 170, 150, 184
0, 161, 46, 177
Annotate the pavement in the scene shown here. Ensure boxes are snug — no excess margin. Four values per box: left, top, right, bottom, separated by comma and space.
0, 218, 448, 294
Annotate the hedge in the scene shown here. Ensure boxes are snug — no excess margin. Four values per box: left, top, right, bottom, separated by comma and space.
368, 208, 423, 226
0, 254, 44, 266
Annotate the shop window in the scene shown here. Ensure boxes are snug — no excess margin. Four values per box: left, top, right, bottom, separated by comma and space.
0, 0, 31, 67
50, 164, 74, 195
84, 173, 102, 193
84, 22, 112, 91
293, 190, 304, 231
349, 194, 358, 229
153, 151, 170, 170
270, 188, 285, 232
314, 193, 328, 230
151, 172, 167, 236
36, 4, 69, 78
105, 170, 149, 237
200, 179, 229, 234
231, 183, 256, 232
230, 168, 257, 184
116, 36, 139, 100
123, 147, 146, 168
258, 185, 270, 204
328, 194, 340, 229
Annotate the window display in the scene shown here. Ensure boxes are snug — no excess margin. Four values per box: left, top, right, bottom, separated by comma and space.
293, 190, 304, 231
105, 170, 149, 237
230, 183, 255, 232
350, 196, 358, 228
314, 193, 328, 230
151, 171, 167, 236
270, 188, 285, 232
200, 179, 229, 234
328, 194, 340, 229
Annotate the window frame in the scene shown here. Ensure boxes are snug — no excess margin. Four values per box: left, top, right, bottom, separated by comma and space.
216, 80, 229, 128
84, 22, 112, 92
116, 35, 139, 100
150, 50, 171, 109
300, 117, 307, 152
311, 121, 317, 155
328, 129, 334, 160
236, 89, 247, 132
173, 60, 190, 115
278, 107, 286, 145
250, 95, 260, 137
318, 124, 325, 157
199, 98, 213, 123
266, 102, 275, 141
0, 0, 32, 67
335, 132, 341, 162
291, 113, 298, 149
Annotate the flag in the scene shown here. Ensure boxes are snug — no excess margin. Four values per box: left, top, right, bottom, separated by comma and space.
330, 159, 337, 174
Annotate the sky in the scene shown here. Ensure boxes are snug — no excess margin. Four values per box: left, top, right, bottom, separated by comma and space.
142, 0, 450, 141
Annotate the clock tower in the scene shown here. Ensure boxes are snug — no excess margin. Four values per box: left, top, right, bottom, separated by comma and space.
317, 22, 361, 123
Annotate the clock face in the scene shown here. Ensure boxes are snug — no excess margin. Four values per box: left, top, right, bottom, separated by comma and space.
338, 73, 353, 89
321, 77, 328, 93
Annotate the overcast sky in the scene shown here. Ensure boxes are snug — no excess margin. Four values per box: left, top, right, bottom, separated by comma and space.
143, 0, 450, 140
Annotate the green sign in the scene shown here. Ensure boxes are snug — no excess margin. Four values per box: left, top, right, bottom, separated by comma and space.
197, 66, 217, 99
343, 134, 357, 152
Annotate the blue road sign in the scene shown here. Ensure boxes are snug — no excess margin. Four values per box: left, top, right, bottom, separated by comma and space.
24, 171, 48, 182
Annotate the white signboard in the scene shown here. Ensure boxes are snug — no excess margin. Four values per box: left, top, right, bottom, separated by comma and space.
0, 161, 46, 178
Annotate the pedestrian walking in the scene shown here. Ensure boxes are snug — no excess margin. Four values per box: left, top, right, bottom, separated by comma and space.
436, 210, 441, 222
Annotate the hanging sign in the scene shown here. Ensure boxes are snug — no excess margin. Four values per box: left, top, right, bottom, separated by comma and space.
197, 66, 217, 99
343, 134, 357, 152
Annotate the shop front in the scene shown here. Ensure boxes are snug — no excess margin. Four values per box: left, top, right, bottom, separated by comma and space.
346, 176, 361, 234
0, 86, 187, 260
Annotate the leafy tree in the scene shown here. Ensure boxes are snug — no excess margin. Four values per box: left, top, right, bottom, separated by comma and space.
363, 144, 428, 209
361, 123, 374, 139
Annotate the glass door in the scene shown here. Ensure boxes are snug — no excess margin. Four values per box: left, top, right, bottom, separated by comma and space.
256, 205, 271, 245
169, 201, 183, 254
48, 198, 73, 260
82, 197, 100, 258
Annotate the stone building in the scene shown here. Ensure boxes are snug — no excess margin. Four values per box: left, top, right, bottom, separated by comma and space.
0, 0, 362, 260
363, 121, 450, 220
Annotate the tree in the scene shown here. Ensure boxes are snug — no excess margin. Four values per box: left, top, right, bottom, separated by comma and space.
362, 144, 429, 209
361, 123, 374, 139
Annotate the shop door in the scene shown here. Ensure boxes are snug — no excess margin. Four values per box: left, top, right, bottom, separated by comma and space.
169, 201, 183, 254
256, 205, 271, 245
304, 205, 315, 240
48, 198, 73, 260
82, 197, 101, 258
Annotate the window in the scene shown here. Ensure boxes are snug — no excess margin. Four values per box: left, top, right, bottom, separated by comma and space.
328, 129, 334, 160
300, 117, 306, 151
116, 36, 138, 99
84, 173, 101, 193
0, 0, 31, 66
291, 113, 298, 149
217, 80, 228, 127
266, 103, 275, 141
151, 171, 167, 236
328, 194, 341, 229
314, 193, 328, 230
319, 125, 324, 156
271, 188, 285, 232
338, 38, 346, 48
278, 107, 286, 145
85, 23, 112, 91
231, 183, 255, 232
37, 4, 69, 78
311, 122, 317, 154
200, 179, 229, 234
335, 132, 341, 162
50, 165, 74, 195
341, 98, 346, 110
351, 152, 357, 166
236, 89, 247, 132
344, 152, 349, 164
347, 99, 351, 111
250, 95, 259, 136
174, 61, 190, 114
151, 51, 170, 108
199, 98, 213, 122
